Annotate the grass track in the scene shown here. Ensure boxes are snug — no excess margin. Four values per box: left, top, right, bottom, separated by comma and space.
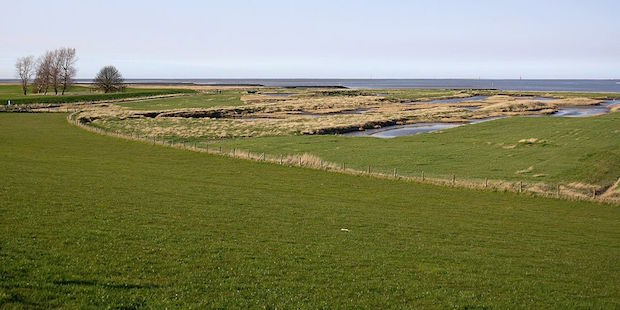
0, 113, 618, 308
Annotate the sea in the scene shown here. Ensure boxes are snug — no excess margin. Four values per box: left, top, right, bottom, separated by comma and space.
110, 79, 620, 92
3, 78, 619, 92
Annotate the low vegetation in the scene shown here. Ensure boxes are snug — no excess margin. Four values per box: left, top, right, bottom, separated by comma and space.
1, 113, 618, 308
56, 86, 617, 200
212, 112, 620, 191
117, 90, 244, 110
0, 84, 195, 105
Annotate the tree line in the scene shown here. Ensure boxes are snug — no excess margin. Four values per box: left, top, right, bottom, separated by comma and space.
15, 48, 77, 96
15, 48, 125, 96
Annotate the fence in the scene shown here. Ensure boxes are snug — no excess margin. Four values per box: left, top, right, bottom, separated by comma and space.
67, 112, 618, 205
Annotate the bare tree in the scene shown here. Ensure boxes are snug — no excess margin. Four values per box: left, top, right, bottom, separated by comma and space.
59, 48, 77, 95
93, 66, 125, 93
33, 51, 55, 94
15, 56, 35, 95
50, 50, 62, 95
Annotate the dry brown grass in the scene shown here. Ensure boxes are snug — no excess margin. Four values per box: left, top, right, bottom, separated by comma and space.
600, 178, 620, 201
35, 93, 616, 146
515, 166, 534, 174
551, 97, 602, 106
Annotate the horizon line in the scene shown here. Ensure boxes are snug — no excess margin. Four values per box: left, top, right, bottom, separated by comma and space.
1, 77, 618, 81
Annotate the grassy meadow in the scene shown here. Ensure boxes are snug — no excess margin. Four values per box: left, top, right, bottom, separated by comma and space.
0, 84, 91, 98
1, 113, 619, 308
117, 90, 244, 110
211, 112, 620, 188
0, 84, 194, 105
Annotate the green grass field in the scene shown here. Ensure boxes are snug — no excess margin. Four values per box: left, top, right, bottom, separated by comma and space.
211, 112, 620, 188
1, 113, 619, 308
0, 84, 194, 105
117, 91, 244, 110
0, 84, 91, 98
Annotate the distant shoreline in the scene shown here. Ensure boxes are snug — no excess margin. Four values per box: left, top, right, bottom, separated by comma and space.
1, 78, 618, 92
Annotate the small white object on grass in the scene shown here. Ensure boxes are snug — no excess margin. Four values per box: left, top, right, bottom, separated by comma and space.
340, 228, 350, 232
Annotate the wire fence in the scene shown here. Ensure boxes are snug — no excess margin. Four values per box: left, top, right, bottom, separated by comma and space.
68, 112, 619, 205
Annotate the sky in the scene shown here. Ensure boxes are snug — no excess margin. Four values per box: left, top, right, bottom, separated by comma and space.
1, 0, 619, 79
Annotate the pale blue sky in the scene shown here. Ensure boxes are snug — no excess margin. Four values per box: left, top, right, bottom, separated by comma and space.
1, 0, 618, 79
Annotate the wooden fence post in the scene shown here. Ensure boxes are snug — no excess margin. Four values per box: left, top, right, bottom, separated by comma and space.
452, 174, 456, 186
367, 165, 371, 174
299, 156, 302, 166
556, 184, 560, 197
519, 181, 523, 193
485, 178, 488, 188
422, 171, 425, 181
219, 146, 222, 153
232, 148, 236, 156
393, 168, 397, 178
592, 188, 596, 199
280, 154, 283, 165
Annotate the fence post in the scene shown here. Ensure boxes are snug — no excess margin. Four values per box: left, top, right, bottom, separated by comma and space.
280, 154, 283, 165
452, 174, 456, 186
232, 148, 236, 156
592, 188, 596, 199
519, 181, 523, 193
261, 152, 265, 161
393, 168, 397, 178
219, 146, 222, 153
342, 162, 346, 170
367, 165, 371, 174
422, 171, 425, 181
556, 184, 560, 197
485, 178, 488, 188
299, 156, 302, 166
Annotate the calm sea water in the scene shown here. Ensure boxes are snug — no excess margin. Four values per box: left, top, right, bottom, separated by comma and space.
111, 79, 620, 92
2, 78, 615, 92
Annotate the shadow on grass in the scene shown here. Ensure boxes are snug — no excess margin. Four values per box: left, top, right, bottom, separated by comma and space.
52, 279, 159, 290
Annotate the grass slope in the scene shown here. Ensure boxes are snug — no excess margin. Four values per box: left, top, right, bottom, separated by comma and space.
213, 112, 620, 187
0, 85, 91, 98
0, 84, 194, 105
117, 91, 244, 110
0, 114, 618, 308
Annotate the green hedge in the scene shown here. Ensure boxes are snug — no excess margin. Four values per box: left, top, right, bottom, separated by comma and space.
1, 89, 196, 105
